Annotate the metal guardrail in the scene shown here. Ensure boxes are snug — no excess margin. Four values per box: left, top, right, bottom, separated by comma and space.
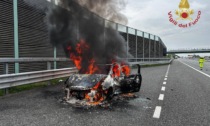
0, 67, 78, 90
0, 58, 76, 94
125, 58, 171, 62
129, 58, 172, 66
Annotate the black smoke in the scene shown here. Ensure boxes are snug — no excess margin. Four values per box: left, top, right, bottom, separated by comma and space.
76, 0, 128, 25
47, 0, 132, 74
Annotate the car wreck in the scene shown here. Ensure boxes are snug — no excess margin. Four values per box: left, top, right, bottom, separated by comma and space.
64, 63, 142, 106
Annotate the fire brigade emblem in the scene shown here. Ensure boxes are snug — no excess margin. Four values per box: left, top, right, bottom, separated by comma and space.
175, 0, 194, 21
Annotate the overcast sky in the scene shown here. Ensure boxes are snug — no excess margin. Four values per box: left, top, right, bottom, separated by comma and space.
123, 0, 210, 55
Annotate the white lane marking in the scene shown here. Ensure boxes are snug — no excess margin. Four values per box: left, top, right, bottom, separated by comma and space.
161, 86, 166, 91
153, 65, 170, 119
153, 106, 162, 119
179, 60, 210, 78
165, 64, 170, 76
158, 94, 164, 100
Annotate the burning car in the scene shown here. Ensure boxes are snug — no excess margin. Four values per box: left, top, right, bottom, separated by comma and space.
48, 0, 142, 106
64, 63, 142, 106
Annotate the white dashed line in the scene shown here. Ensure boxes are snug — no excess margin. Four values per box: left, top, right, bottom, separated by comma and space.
158, 94, 164, 100
153, 64, 170, 119
153, 106, 162, 119
165, 64, 170, 76
179, 60, 210, 78
161, 86, 166, 91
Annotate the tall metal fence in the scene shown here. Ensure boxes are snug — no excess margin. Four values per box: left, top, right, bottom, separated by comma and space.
0, 0, 167, 75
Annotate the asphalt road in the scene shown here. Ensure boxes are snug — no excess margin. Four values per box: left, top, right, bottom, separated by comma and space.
179, 58, 210, 75
156, 59, 210, 126
0, 59, 210, 126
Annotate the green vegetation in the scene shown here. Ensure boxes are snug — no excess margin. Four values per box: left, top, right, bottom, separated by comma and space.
0, 90, 4, 96
0, 77, 67, 97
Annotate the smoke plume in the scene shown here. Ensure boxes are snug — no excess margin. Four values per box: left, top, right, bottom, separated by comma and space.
47, 0, 132, 74
76, 0, 128, 25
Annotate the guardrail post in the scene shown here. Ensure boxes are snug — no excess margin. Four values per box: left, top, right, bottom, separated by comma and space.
135, 29, 137, 62
154, 36, 156, 58
54, 47, 57, 69
3, 63, 9, 75
3, 63, 9, 95
149, 34, 151, 62
103, 19, 105, 47
47, 62, 51, 70
126, 26, 129, 61
116, 23, 119, 57
47, 62, 51, 85
52, 0, 58, 67
142, 32, 145, 62
13, 0, 19, 73
158, 37, 160, 58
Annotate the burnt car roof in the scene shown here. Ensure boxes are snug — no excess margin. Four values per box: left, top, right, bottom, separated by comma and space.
67, 74, 107, 90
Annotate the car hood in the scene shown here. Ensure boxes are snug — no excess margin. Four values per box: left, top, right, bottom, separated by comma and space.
67, 74, 107, 90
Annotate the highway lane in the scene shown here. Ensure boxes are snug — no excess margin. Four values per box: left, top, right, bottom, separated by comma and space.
156, 59, 210, 126
179, 58, 210, 76
0, 60, 210, 126
0, 65, 169, 126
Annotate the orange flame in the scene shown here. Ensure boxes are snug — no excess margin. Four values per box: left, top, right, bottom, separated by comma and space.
112, 63, 131, 77
85, 82, 105, 105
67, 40, 100, 74
86, 59, 99, 74
112, 63, 121, 77
122, 65, 130, 76
67, 39, 131, 76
